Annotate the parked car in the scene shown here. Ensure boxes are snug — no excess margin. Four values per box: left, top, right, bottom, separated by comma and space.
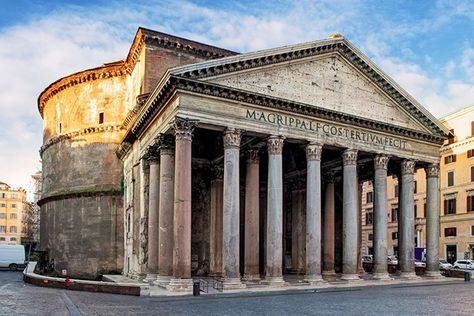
0, 244, 25, 271
439, 259, 453, 270
387, 256, 398, 265
453, 260, 474, 270
362, 255, 373, 263
414, 260, 426, 268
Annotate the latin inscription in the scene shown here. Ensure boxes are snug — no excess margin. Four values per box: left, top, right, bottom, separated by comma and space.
246, 109, 407, 150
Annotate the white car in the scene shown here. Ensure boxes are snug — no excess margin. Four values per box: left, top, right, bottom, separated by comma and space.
387, 256, 398, 265
414, 260, 426, 268
452, 260, 474, 270
439, 259, 452, 270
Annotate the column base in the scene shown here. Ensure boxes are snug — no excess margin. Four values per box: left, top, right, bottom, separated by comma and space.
322, 270, 337, 281
208, 272, 223, 278
166, 278, 194, 292
153, 275, 172, 287
399, 272, 419, 280
242, 273, 261, 281
261, 276, 288, 287
222, 278, 247, 290
340, 273, 361, 282
372, 272, 392, 280
424, 271, 443, 279
144, 273, 158, 284
304, 274, 327, 286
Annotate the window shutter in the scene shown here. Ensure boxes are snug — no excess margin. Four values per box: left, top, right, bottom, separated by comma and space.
444, 200, 448, 215
453, 199, 457, 214
471, 121, 474, 136
471, 166, 474, 182
468, 196, 471, 213
468, 150, 473, 158
444, 156, 448, 164
453, 155, 457, 162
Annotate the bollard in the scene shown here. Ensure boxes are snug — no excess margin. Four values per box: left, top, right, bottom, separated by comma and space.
464, 271, 471, 282
193, 281, 200, 296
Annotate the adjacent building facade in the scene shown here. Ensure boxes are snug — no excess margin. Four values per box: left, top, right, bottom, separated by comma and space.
0, 182, 28, 245
39, 27, 449, 288
362, 105, 474, 263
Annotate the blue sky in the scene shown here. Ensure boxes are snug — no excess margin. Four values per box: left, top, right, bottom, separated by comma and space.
0, 0, 473, 191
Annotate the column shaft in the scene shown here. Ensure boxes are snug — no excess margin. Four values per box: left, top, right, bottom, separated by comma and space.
244, 150, 260, 280
305, 143, 324, 284
264, 136, 286, 286
373, 155, 390, 279
145, 146, 160, 282
222, 129, 245, 289
291, 187, 305, 274
156, 135, 175, 286
399, 160, 416, 278
322, 172, 336, 278
425, 164, 440, 276
209, 166, 223, 277
341, 149, 359, 280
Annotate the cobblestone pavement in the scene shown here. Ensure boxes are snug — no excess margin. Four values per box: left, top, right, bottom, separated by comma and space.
1, 271, 474, 315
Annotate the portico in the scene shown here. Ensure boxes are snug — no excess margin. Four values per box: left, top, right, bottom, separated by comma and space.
119, 35, 448, 292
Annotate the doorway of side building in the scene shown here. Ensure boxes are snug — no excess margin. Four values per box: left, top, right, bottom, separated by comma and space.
446, 245, 457, 264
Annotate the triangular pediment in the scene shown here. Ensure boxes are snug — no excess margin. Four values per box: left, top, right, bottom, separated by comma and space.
170, 37, 449, 138
205, 54, 426, 132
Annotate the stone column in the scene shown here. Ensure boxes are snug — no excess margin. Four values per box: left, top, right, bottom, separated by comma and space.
263, 135, 286, 286
243, 149, 261, 281
373, 155, 390, 280
341, 149, 359, 281
291, 180, 305, 274
222, 128, 246, 289
138, 156, 150, 279
305, 143, 325, 284
322, 171, 336, 279
145, 144, 160, 282
155, 134, 175, 286
167, 118, 196, 292
425, 164, 440, 277
399, 159, 416, 279
209, 165, 224, 278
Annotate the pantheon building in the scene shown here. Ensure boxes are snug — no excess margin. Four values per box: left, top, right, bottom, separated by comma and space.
38, 27, 448, 291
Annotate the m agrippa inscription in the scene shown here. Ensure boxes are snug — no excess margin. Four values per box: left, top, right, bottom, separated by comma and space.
246, 109, 407, 150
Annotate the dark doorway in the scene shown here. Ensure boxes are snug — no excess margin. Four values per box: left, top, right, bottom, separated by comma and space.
446, 245, 457, 264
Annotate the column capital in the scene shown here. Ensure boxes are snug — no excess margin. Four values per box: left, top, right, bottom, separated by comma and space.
211, 164, 224, 180
156, 134, 175, 155
173, 117, 197, 141
342, 149, 358, 166
267, 136, 285, 155
374, 155, 389, 170
306, 143, 323, 161
324, 170, 335, 183
223, 128, 241, 149
401, 159, 415, 175
146, 144, 160, 163
425, 163, 440, 178
247, 149, 260, 163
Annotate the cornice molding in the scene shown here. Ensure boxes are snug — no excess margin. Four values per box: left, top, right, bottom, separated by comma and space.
40, 124, 125, 157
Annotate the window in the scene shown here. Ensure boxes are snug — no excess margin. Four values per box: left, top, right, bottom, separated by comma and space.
10, 193, 17, 199
444, 198, 456, 215
445, 155, 456, 164
471, 122, 474, 136
471, 225, 474, 236
448, 129, 455, 144
0, 213, 5, 219
59, 122, 62, 133
11, 203, 16, 208
0, 203, 5, 208
444, 227, 457, 237
0, 193, 5, 198
471, 166, 474, 182
394, 185, 399, 198
366, 191, 373, 203
10, 237, 16, 241
413, 181, 417, 193
368, 234, 373, 241
9, 226, 17, 233
9, 213, 17, 219
391, 206, 398, 222
424, 203, 427, 218
0, 237, 4, 241
99, 112, 104, 124
414, 204, 418, 218
0, 225, 5, 233
392, 232, 398, 240
468, 149, 474, 158
447, 171, 454, 187
365, 210, 373, 225
467, 196, 474, 212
